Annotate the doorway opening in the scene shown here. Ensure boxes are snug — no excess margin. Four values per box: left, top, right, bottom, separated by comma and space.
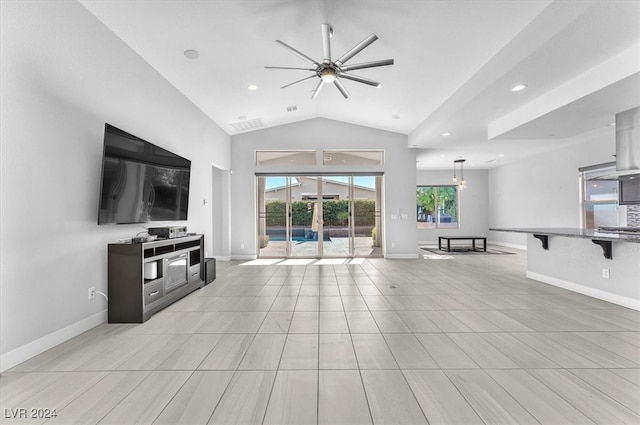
257, 175, 382, 258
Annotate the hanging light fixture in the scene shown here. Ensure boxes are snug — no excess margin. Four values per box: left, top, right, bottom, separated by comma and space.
453, 159, 467, 190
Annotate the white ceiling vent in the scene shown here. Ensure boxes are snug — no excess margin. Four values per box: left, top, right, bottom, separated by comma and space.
230, 118, 264, 132
286, 105, 298, 112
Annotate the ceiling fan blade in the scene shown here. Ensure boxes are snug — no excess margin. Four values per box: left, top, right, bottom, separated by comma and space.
311, 79, 324, 99
334, 78, 350, 99
275, 40, 320, 66
281, 74, 317, 89
335, 33, 378, 66
340, 59, 394, 72
321, 23, 332, 63
339, 72, 382, 88
265, 66, 317, 71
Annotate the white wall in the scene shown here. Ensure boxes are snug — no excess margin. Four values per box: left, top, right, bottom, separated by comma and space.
416, 169, 489, 244
0, 1, 230, 370
526, 235, 640, 310
230, 118, 418, 259
488, 128, 616, 248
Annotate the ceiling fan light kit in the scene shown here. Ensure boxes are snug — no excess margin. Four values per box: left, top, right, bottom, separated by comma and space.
266, 23, 394, 99
320, 67, 336, 83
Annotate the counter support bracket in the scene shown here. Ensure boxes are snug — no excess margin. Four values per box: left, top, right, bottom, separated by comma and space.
533, 234, 549, 250
592, 239, 612, 260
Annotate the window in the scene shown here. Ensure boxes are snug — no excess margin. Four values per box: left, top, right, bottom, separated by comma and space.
323, 150, 384, 166
256, 150, 316, 166
580, 164, 619, 228
417, 186, 458, 229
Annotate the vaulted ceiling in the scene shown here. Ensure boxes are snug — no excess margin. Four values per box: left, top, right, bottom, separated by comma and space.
79, 0, 640, 169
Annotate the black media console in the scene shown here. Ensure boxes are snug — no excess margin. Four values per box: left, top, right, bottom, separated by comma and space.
107, 234, 205, 323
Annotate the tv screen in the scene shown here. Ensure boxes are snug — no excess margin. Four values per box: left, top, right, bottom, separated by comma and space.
98, 124, 191, 225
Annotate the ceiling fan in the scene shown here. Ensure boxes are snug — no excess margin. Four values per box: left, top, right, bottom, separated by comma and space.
265, 23, 394, 99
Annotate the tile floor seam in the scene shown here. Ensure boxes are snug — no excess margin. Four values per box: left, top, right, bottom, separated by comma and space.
487, 367, 578, 424
527, 368, 637, 425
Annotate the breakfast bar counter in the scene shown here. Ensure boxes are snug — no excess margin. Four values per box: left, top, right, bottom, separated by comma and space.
490, 227, 640, 243
491, 227, 640, 259
491, 228, 640, 310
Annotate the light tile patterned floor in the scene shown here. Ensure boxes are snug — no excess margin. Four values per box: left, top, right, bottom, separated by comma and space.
2, 249, 639, 424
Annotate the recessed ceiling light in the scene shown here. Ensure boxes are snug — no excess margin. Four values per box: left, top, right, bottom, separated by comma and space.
442, 132, 451, 137
392, 115, 400, 120
237, 115, 247, 120
498, 154, 504, 157
440, 154, 446, 158
247, 84, 258, 91
184, 49, 199, 60
511, 84, 527, 92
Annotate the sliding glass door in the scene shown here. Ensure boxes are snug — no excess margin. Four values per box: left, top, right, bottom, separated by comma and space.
257, 176, 289, 257
321, 176, 352, 257
257, 175, 381, 258
353, 176, 382, 256
290, 177, 319, 257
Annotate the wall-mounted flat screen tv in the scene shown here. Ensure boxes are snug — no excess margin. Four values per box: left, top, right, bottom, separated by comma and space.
98, 124, 191, 224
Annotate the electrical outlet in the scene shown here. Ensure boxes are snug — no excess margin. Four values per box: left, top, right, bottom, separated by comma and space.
88, 286, 95, 300
602, 268, 610, 279
391, 242, 396, 248
240, 243, 245, 249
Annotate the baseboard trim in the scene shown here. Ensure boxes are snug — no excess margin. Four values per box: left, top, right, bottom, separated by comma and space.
231, 254, 257, 261
0, 309, 107, 372
493, 241, 527, 251
526, 271, 639, 311
417, 240, 437, 246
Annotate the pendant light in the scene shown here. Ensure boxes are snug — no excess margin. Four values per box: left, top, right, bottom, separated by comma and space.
453, 159, 467, 190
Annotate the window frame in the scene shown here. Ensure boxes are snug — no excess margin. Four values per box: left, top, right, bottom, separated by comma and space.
416, 185, 460, 229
